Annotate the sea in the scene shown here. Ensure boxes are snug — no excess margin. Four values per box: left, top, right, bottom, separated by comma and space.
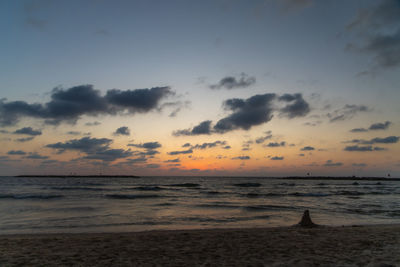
0, 176, 399, 234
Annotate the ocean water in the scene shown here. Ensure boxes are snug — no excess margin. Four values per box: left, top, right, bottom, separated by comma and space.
0, 176, 399, 234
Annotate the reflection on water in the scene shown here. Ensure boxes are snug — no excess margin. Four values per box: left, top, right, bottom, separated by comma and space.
0, 176, 399, 234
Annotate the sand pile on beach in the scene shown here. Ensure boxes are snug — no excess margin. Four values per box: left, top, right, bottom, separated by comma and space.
0, 225, 399, 266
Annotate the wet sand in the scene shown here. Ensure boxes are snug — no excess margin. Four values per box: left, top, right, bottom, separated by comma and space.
0, 225, 399, 266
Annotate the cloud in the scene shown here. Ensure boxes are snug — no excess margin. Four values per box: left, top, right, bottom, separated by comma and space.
255, 131, 273, 144
15, 137, 34, 142
172, 120, 212, 136
182, 143, 191, 147
353, 163, 367, 167
350, 128, 368, 133
46, 137, 112, 153
128, 142, 162, 150
265, 141, 286, 147
346, 0, 400, 70
25, 152, 49, 159
66, 131, 82, 135
369, 121, 392, 130
7, 150, 26, 155
347, 136, 399, 145
232, 156, 250, 160
173, 93, 310, 135
164, 158, 180, 163
299, 153, 305, 156
214, 94, 276, 133
323, 160, 343, 167
85, 121, 101, 126
113, 126, 130, 136
209, 73, 256, 90
191, 141, 227, 150
13, 127, 42, 136
167, 149, 193, 155
270, 156, 284, 160
82, 149, 133, 162
344, 145, 386, 152
327, 104, 371, 122
278, 94, 310, 118
350, 121, 392, 132
160, 100, 191, 117
300, 146, 315, 151
0, 85, 173, 126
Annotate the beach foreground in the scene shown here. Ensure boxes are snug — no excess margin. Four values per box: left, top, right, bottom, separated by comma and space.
0, 225, 399, 266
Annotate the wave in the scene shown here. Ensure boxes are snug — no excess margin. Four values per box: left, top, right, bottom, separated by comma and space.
196, 203, 242, 209
289, 192, 330, 197
0, 194, 63, 200
233, 182, 261, 187
244, 205, 294, 211
131, 186, 164, 191
105, 194, 162, 199
242, 192, 283, 198
50, 186, 111, 191
168, 183, 200, 188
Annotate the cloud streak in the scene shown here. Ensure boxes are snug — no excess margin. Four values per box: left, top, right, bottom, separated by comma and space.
0, 85, 173, 126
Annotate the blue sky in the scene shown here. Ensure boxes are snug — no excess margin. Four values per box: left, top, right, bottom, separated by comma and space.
0, 0, 399, 176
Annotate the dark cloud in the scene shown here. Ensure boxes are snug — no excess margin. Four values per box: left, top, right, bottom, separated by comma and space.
85, 121, 101, 126
353, 163, 367, 167
0, 85, 173, 126
7, 150, 26, 155
82, 149, 133, 162
167, 149, 193, 155
327, 104, 371, 122
348, 136, 399, 145
271, 156, 284, 160
350, 121, 392, 132
369, 121, 392, 130
299, 153, 305, 156
255, 131, 273, 144
66, 131, 82, 135
146, 164, 160, 169
265, 142, 286, 147
214, 94, 276, 133
105, 86, 173, 113
113, 126, 130, 136
350, 128, 368, 133
25, 152, 49, 159
173, 93, 310, 135
210, 73, 256, 90
13, 127, 42, 136
191, 141, 227, 150
278, 94, 310, 118
182, 143, 191, 147
344, 145, 385, 152
223, 145, 231, 149
15, 137, 34, 142
300, 146, 315, 151
160, 100, 191, 117
128, 142, 162, 150
323, 160, 343, 167
164, 158, 180, 163
172, 120, 212, 136
346, 0, 400, 70
232, 156, 250, 160
46, 137, 112, 153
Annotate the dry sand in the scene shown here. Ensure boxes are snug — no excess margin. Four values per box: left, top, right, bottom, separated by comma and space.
0, 225, 399, 266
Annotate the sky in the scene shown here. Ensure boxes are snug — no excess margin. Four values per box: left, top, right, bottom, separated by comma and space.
0, 0, 399, 177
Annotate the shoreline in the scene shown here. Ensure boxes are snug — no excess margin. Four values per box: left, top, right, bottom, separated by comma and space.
1, 224, 399, 266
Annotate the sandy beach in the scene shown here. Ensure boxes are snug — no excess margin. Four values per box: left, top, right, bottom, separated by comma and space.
0, 225, 399, 266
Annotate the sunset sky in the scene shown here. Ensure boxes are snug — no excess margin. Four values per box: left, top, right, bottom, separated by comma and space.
0, 0, 399, 176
